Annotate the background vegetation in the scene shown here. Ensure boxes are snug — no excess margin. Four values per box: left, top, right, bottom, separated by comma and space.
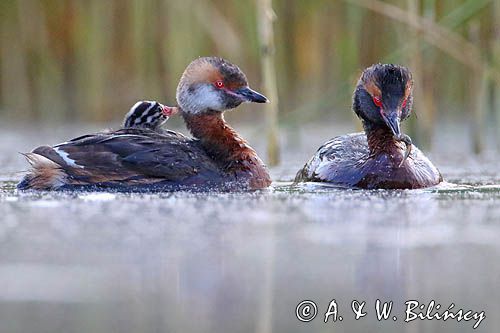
1, 0, 499, 153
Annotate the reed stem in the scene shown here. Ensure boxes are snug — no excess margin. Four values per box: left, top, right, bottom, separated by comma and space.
468, 20, 487, 154
493, 0, 500, 150
257, 0, 280, 166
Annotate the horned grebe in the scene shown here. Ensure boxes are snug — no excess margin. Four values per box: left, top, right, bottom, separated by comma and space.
18, 57, 271, 191
295, 64, 442, 189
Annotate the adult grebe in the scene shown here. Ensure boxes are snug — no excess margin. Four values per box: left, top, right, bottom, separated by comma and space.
18, 57, 271, 191
295, 64, 442, 189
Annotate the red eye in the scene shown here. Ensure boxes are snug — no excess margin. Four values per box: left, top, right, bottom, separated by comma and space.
373, 96, 382, 107
215, 80, 224, 89
401, 98, 407, 108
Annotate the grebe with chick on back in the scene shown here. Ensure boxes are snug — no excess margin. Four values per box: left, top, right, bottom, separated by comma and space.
18, 57, 271, 192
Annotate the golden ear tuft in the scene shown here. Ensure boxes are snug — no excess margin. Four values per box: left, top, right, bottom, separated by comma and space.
363, 78, 381, 98
182, 58, 223, 85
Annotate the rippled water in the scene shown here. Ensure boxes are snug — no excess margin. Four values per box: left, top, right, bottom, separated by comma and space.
0, 123, 499, 333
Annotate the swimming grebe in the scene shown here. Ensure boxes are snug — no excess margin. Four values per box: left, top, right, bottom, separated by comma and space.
123, 100, 178, 130
295, 64, 442, 189
18, 57, 271, 191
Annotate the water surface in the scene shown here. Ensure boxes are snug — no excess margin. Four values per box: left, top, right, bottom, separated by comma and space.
0, 123, 499, 333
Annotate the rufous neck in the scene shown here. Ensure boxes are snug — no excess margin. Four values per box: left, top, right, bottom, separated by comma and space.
364, 122, 403, 155
181, 109, 271, 189
182, 110, 255, 162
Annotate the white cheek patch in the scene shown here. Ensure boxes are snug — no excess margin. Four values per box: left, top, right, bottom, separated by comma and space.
54, 147, 84, 169
193, 85, 224, 111
180, 84, 224, 114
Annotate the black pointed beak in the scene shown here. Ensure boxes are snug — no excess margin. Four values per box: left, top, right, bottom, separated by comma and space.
235, 87, 269, 103
381, 110, 402, 139
381, 108, 413, 166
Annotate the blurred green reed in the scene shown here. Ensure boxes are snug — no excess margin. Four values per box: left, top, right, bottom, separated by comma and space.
0, 0, 499, 153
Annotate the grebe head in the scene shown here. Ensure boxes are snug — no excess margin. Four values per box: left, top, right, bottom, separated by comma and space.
123, 101, 178, 129
176, 57, 268, 114
353, 64, 413, 138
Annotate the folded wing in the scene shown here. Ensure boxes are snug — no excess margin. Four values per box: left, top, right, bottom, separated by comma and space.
19, 128, 221, 190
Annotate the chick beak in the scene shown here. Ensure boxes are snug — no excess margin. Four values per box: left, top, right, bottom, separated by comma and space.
381, 109, 412, 167
161, 105, 179, 117
235, 87, 269, 103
